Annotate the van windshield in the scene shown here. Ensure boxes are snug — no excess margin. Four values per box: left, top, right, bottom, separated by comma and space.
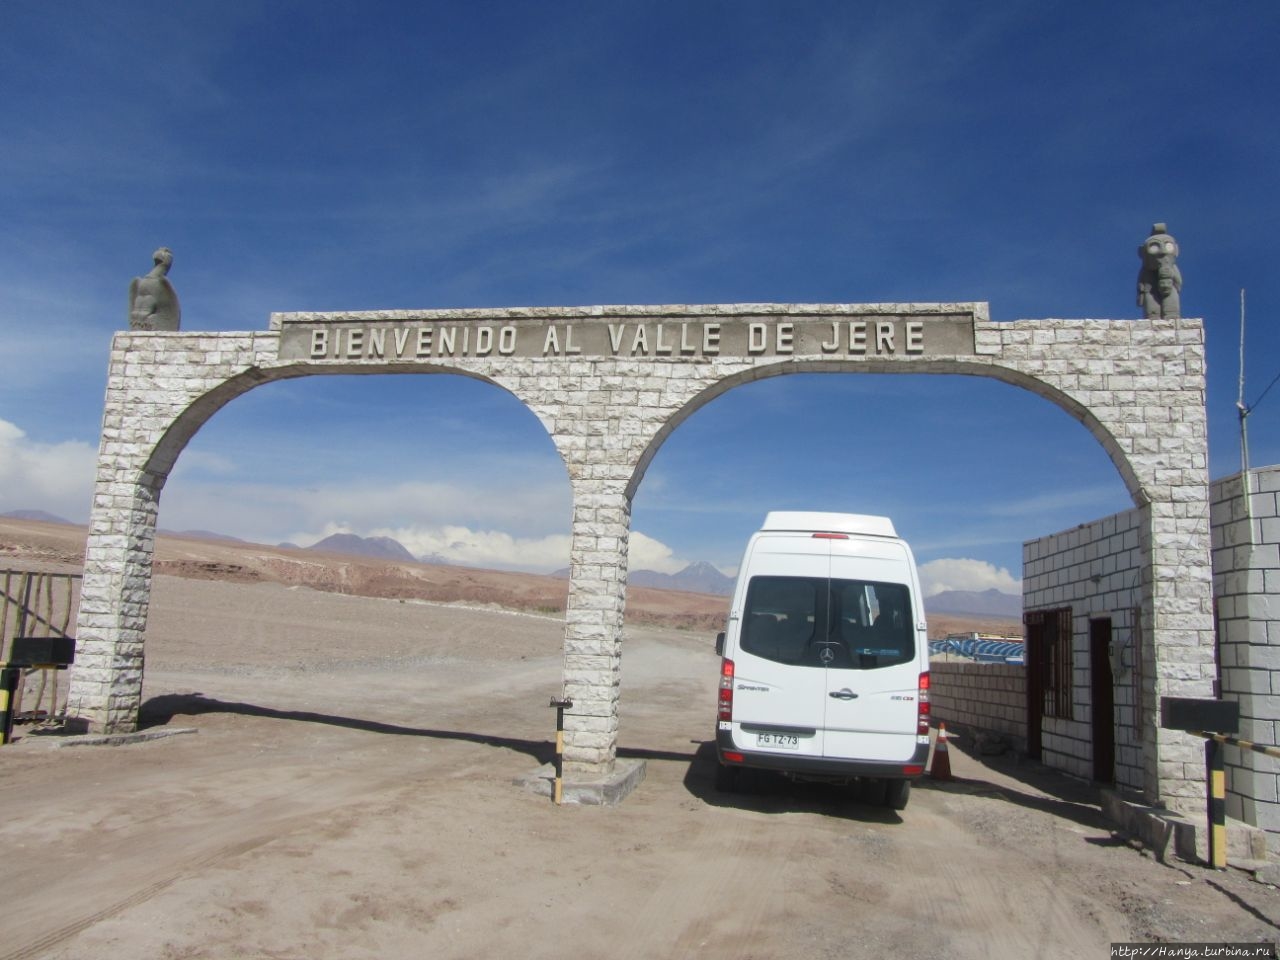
740, 575, 914, 669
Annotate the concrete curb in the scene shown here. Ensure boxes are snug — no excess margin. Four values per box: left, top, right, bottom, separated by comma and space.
17, 727, 199, 749
1102, 788, 1272, 870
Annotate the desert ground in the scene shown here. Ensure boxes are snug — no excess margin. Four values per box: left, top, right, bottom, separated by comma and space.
0, 518, 1277, 959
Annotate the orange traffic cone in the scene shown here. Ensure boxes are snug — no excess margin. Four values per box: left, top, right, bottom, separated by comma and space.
930, 722, 954, 781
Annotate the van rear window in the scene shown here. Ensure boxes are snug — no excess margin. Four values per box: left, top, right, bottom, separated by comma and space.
740, 576, 914, 669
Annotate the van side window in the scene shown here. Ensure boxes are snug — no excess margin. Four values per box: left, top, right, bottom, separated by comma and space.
741, 576, 914, 669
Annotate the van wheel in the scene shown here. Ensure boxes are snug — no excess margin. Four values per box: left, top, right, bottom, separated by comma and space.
884, 779, 911, 811
714, 763, 740, 792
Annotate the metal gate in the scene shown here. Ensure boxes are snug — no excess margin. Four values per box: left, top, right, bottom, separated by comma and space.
1, 570, 81, 725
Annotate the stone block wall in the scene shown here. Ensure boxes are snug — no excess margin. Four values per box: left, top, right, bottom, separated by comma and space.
929, 661, 1026, 750
1023, 508, 1147, 789
1211, 467, 1280, 854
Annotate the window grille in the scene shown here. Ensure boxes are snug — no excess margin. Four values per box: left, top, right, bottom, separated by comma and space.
1026, 607, 1074, 720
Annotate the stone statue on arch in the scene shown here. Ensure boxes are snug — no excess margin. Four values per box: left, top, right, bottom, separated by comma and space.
128, 247, 182, 331
1136, 223, 1181, 320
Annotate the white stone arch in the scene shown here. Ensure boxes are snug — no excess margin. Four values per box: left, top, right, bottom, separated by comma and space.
69, 305, 1214, 812
625, 357, 1147, 505
69, 346, 570, 735
609, 322, 1210, 807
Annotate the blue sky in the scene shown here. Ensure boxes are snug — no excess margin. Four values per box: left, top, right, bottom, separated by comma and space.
2, 2, 1279, 594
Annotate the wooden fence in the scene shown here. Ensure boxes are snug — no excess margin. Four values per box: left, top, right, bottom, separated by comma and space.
1, 570, 81, 724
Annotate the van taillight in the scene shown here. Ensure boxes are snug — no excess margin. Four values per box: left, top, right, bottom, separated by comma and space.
917, 672, 931, 737
718, 659, 735, 721
811, 532, 849, 539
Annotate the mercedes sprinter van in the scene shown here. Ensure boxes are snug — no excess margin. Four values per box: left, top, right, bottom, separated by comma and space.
714, 512, 931, 809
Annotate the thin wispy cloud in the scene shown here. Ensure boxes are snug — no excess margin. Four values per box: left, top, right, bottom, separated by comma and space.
983, 485, 1134, 520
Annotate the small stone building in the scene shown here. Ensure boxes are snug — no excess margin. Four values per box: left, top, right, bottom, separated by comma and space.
1018, 466, 1280, 855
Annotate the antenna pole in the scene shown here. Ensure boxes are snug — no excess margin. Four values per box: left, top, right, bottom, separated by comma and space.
1238, 289, 1254, 539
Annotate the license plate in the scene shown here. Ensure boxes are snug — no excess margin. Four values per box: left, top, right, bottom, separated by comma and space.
756, 732, 800, 750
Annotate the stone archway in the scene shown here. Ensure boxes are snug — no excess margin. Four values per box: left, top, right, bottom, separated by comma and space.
68, 303, 1215, 811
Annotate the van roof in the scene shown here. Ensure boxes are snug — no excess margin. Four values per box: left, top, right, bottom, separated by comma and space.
760, 512, 898, 538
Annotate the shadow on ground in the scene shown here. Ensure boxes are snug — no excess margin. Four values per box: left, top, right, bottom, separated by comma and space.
679, 740, 903, 823
140, 691, 560, 765
140, 692, 1115, 835
677, 734, 1121, 834
915, 736, 1114, 833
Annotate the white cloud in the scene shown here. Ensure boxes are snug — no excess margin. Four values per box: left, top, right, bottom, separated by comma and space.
371, 524, 572, 573
271, 520, 692, 577
158, 472, 571, 545
627, 531, 687, 575
918, 558, 1020, 598
0, 419, 97, 521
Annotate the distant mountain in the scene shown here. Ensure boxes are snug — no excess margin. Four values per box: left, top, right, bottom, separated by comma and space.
307, 533, 418, 563
555, 561, 734, 596
3, 509, 73, 524
925, 588, 1021, 619
630, 561, 735, 596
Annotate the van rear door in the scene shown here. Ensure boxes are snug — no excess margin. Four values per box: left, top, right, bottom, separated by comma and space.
821, 541, 923, 763
729, 534, 829, 759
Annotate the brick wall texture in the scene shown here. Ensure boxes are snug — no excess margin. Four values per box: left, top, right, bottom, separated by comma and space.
930, 662, 1026, 748
1211, 466, 1280, 851
1023, 508, 1149, 790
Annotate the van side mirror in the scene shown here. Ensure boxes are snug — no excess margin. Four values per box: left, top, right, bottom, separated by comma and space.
715, 632, 725, 656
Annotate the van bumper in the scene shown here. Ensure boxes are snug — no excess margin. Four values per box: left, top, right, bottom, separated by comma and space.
716, 729, 930, 779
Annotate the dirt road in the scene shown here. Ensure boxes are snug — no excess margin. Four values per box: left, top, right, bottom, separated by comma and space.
1, 576, 1277, 959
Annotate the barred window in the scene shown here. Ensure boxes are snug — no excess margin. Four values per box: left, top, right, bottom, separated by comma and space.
1027, 607, 1074, 719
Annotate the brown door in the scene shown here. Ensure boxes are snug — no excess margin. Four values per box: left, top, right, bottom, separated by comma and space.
1024, 613, 1044, 760
1089, 618, 1115, 784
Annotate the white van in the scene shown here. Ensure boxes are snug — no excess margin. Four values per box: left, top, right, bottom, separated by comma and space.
713, 512, 931, 809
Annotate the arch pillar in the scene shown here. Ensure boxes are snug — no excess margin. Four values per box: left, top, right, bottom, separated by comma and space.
1139, 494, 1217, 807
68, 331, 275, 733
559, 477, 632, 774
67, 470, 163, 733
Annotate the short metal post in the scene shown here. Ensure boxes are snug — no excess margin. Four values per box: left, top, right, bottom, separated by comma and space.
0, 666, 19, 745
549, 697, 573, 805
1206, 736, 1227, 869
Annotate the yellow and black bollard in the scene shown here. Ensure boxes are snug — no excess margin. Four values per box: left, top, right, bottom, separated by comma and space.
1205, 735, 1227, 870
1161, 698, 1241, 870
549, 697, 573, 805
1191, 729, 1280, 869
0, 666, 20, 745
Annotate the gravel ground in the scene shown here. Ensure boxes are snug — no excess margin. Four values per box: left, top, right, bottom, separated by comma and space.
0, 548, 1277, 958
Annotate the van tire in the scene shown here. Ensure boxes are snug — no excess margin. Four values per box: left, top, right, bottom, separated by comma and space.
714, 763, 740, 793
884, 779, 911, 811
